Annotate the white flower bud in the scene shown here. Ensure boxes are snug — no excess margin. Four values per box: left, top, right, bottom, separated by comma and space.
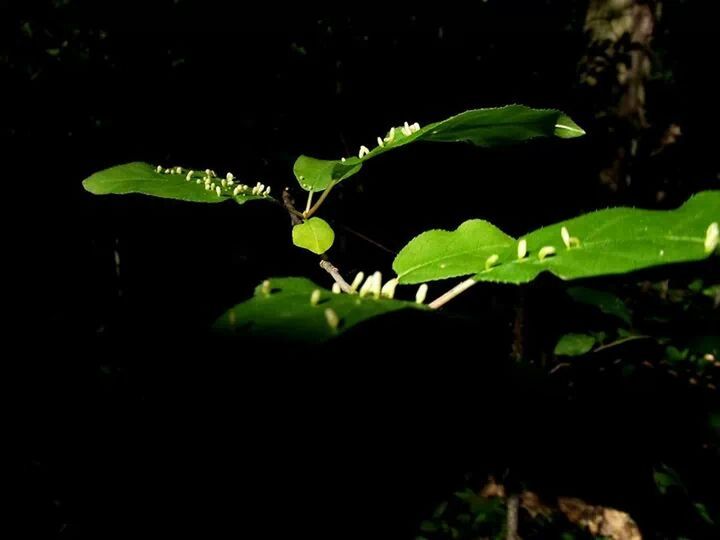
175, 166, 183, 174
261, 280, 271, 295
384, 126, 395, 142
310, 289, 321, 306
371, 271, 382, 298
358, 145, 370, 158
485, 254, 500, 270
324, 308, 340, 330
341, 157, 346, 162
561, 226, 571, 248
215, 186, 222, 196
332, 283, 341, 294
155, 165, 163, 173
226, 172, 234, 182
186, 170, 194, 181
377, 136, 384, 148
415, 283, 428, 304
221, 179, 227, 187
517, 239, 528, 259
410, 122, 420, 133
263, 186, 271, 196
350, 272, 364, 292
705, 222, 719, 254
380, 278, 398, 299
359, 274, 374, 297
538, 246, 556, 260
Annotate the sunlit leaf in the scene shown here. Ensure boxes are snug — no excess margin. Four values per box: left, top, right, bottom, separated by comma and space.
292, 217, 335, 254
213, 277, 425, 343
554, 333, 596, 356
394, 191, 720, 285
294, 105, 584, 191
83, 162, 270, 205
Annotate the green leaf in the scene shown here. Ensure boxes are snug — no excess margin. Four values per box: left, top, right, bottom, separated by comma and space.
294, 105, 584, 191
292, 217, 335, 254
213, 277, 425, 343
566, 287, 632, 325
554, 333, 596, 356
394, 191, 720, 285
82, 162, 270, 205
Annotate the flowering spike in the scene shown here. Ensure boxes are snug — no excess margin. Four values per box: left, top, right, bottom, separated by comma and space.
415, 283, 428, 304
380, 278, 398, 299
350, 272, 364, 292
485, 254, 500, 270
358, 145, 370, 158
538, 246, 556, 260
705, 222, 719, 254
324, 308, 340, 330
310, 289, 321, 306
517, 239, 528, 259
332, 283, 342, 294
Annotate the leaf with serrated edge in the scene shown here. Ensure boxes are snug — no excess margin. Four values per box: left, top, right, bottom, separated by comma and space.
213, 277, 425, 343
394, 191, 719, 285
83, 162, 270, 205
294, 105, 584, 191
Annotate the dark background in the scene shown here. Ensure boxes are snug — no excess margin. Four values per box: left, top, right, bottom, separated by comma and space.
7, 2, 719, 538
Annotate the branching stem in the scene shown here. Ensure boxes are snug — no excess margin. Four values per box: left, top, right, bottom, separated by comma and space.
304, 181, 336, 218
319, 260, 353, 293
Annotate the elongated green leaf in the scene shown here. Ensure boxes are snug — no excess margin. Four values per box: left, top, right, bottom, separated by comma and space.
394, 191, 720, 285
567, 287, 632, 325
213, 277, 425, 343
554, 333, 596, 356
292, 217, 335, 254
82, 162, 271, 205
294, 105, 584, 191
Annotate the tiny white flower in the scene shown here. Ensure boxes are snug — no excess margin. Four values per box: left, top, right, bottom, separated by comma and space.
233, 185, 242, 196
341, 157, 346, 162
164, 168, 171, 174
384, 126, 395, 142
410, 122, 420, 133
485, 254, 500, 270
350, 271, 364, 292
381, 278, 398, 299
561, 227, 571, 248
538, 246, 556, 260
226, 172, 234, 182
263, 186, 271, 196
371, 271, 382, 298
196, 179, 202, 184
324, 308, 340, 330
215, 186, 222, 196
358, 145, 370, 158
415, 283, 428, 304
175, 166, 183, 174
705, 222, 719, 253
377, 136, 384, 148
359, 274, 374, 297
155, 165, 163, 173
517, 239, 528, 259
332, 283, 342, 294
221, 179, 227, 187
261, 280, 271, 295
310, 289, 321, 306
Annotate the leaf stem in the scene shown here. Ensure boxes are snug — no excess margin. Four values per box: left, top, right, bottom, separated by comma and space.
304, 189, 314, 214
428, 278, 477, 309
304, 181, 336, 218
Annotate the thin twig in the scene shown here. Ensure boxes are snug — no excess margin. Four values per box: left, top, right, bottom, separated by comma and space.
427, 278, 477, 309
319, 260, 353, 293
334, 223, 397, 255
281, 188, 305, 225
304, 180, 336, 218
593, 334, 651, 352
506, 494, 520, 540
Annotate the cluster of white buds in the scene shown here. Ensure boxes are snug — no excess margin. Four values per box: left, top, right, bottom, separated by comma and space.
517, 239, 528, 259
560, 226, 580, 248
538, 246, 556, 260
401, 121, 421, 137
705, 222, 719, 254
358, 145, 370, 158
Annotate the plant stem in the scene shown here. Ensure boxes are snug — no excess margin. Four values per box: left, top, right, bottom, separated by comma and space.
506, 494, 520, 540
319, 260, 353, 293
304, 181, 336, 218
427, 278, 477, 309
304, 190, 314, 214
